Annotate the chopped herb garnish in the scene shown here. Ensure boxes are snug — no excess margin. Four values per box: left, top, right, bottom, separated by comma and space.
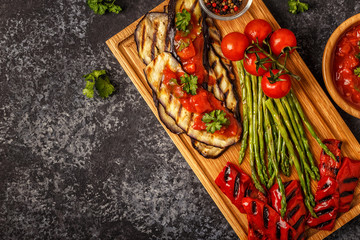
354, 67, 360, 77
288, 0, 309, 14
83, 70, 115, 99
87, 0, 122, 15
180, 73, 198, 95
176, 9, 191, 35
202, 110, 230, 133
177, 39, 191, 52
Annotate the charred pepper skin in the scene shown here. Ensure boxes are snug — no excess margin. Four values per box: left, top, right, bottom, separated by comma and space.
307, 176, 339, 231
269, 180, 307, 240
242, 197, 296, 240
319, 139, 342, 179
336, 157, 360, 213
215, 162, 267, 213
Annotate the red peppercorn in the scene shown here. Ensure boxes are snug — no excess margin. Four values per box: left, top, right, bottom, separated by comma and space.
212, 2, 217, 7
224, 5, 228, 10
234, 6, 239, 11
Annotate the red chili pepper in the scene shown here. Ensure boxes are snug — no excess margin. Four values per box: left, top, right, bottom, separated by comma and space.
215, 162, 267, 213
269, 180, 306, 240
307, 176, 339, 231
336, 157, 360, 212
319, 139, 342, 179
242, 198, 296, 240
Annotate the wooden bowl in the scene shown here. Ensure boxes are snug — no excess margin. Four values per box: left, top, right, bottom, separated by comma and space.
322, 13, 360, 119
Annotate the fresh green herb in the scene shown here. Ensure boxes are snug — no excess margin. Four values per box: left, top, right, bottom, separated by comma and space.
177, 39, 191, 52
87, 0, 122, 15
176, 9, 191, 34
180, 73, 198, 95
202, 110, 230, 133
83, 70, 115, 99
354, 67, 360, 77
288, 0, 309, 14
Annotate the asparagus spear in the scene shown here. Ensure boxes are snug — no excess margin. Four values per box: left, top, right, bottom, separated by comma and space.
281, 138, 290, 177
258, 76, 268, 183
246, 72, 265, 194
274, 98, 316, 180
251, 75, 266, 186
265, 99, 316, 217
289, 90, 337, 162
237, 61, 249, 164
264, 97, 287, 217
286, 95, 320, 180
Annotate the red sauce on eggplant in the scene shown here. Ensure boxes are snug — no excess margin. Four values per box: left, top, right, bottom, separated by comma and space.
333, 24, 360, 107
174, 12, 209, 85
162, 66, 239, 137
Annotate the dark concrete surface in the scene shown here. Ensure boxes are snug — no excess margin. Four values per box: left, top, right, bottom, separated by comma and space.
1, 0, 360, 239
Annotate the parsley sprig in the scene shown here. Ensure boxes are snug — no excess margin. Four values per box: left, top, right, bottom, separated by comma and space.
288, 0, 309, 14
176, 9, 191, 35
83, 70, 115, 99
354, 67, 360, 78
87, 0, 122, 15
180, 73, 198, 95
202, 110, 230, 133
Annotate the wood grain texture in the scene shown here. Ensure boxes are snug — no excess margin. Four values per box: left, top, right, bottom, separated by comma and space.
322, 13, 360, 119
106, 1, 360, 239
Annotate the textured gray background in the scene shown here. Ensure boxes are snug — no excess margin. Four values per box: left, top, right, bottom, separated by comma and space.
1, 0, 360, 239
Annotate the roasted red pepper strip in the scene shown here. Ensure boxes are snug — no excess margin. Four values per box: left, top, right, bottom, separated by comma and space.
307, 176, 339, 231
336, 157, 360, 212
319, 139, 342, 179
242, 198, 296, 240
215, 162, 267, 213
269, 180, 306, 240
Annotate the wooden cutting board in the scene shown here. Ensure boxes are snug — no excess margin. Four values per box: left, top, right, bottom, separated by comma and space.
106, 0, 360, 239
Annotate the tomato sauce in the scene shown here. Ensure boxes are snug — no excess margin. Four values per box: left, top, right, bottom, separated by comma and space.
174, 12, 209, 85
162, 66, 239, 137
333, 24, 360, 107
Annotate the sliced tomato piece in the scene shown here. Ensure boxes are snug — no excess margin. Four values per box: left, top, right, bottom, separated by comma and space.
177, 42, 196, 60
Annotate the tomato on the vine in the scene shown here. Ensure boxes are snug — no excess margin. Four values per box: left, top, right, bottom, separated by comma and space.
269, 28, 297, 56
221, 32, 250, 61
244, 50, 272, 76
244, 19, 272, 46
261, 69, 291, 98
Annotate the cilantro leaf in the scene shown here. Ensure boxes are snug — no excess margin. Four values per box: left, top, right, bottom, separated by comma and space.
202, 110, 230, 133
354, 67, 360, 77
176, 9, 191, 34
87, 0, 122, 15
180, 73, 198, 95
288, 0, 309, 14
83, 70, 115, 99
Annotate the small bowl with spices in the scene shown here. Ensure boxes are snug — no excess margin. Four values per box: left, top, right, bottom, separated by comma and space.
323, 13, 360, 118
199, 0, 252, 21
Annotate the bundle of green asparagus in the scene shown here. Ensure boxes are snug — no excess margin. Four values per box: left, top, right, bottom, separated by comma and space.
236, 60, 337, 217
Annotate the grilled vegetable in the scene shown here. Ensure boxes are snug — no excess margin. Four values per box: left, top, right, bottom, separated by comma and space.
319, 139, 342, 179
307, 176, 339, 231
336, 157, 360, 213
242, 198, 296, 240
191, 140, 226, 158
135, 12, 170, 65
145, 52, 241, 148
269, 181, 306, 240
215, 162, 268, 213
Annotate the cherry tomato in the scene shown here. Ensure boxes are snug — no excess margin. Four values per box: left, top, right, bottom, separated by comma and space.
244, 49, 272, 76
261, 69, 291, 98
269, 28, 297, 56
244, 19, 272, 46
177, 42, 196, 60
221, 32, 250, 61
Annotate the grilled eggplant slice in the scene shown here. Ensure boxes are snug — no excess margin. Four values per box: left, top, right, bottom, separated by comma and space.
192, 140, 227, 158
145, 52, 241, 148
134, 12, 170, 65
